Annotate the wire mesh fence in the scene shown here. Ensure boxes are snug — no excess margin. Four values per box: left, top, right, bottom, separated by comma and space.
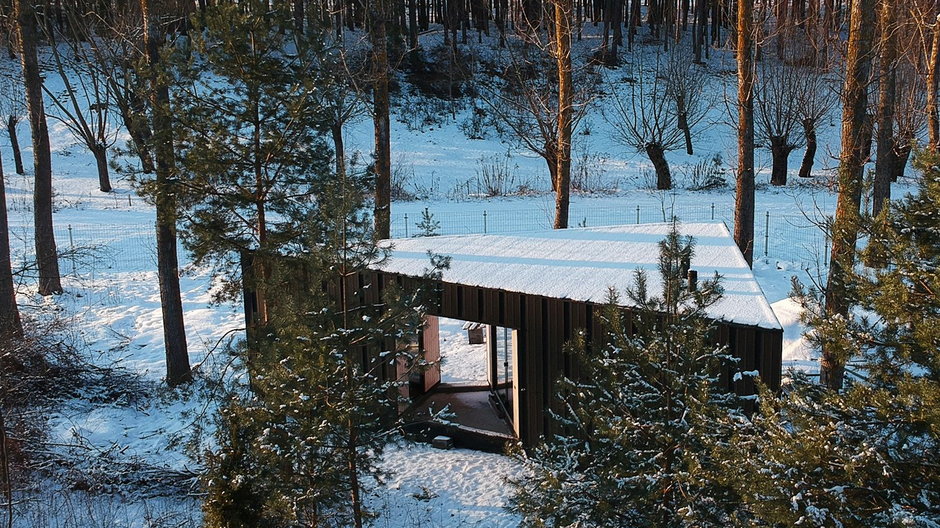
11, 202, 829, 279
11, 222, 167, 278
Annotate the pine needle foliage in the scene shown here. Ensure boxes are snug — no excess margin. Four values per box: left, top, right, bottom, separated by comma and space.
202, 171, 448, 526
714, 150, 940, 527
165, 1, 334, 301
510, 224, 743, 527
414, 207, 440, 237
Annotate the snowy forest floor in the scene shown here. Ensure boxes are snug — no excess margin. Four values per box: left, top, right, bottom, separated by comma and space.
2, 23, 924, 526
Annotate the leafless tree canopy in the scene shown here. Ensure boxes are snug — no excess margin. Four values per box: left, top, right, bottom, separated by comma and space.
481, 41, 594, 191
605, 52, 710, 190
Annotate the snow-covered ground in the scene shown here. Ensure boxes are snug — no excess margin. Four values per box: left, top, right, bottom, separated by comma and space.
2, 26, 922, 526
439, 317, 489, 384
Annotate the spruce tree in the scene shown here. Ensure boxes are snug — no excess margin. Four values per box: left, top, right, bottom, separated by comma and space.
510, 225, 742, 527
716, 151, 940, 526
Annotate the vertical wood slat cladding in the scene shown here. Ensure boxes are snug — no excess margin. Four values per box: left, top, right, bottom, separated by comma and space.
487, 324, 498, 389
442, 283, 459, 316
422, 316, 441, 391
523, 295, 543, 442
483, 289, 500, 324
734, 327, 756, 396
717, 324, 732, 391
768, 330, 783, 389
546, 299, 565, 437
569, 302, 586, 382
504, 292, 521, 328
243, 269, 783, 447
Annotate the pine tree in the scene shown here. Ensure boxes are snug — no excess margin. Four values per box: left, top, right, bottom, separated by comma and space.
823, 0, 878, 390
414, 207, 440, 237
370, 0, 392, 239
510, 225, 742, 527
140, 0, 190, 386
734, 0, 756, 266
165, 1, 333, 326
203, 171, 446, 528
551, 0, 573, 229
716, 151, 940, 526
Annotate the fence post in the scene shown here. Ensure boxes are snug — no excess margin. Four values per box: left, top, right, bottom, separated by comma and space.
636, 205, 640, 224
483, 210, 488, 234
764, 211, 770, 257
711, 203, 715, 220
404, 214, 409, 238
68, 224, 76, 275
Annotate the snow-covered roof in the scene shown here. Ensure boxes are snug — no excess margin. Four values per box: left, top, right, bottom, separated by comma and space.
376, 223, 782, 330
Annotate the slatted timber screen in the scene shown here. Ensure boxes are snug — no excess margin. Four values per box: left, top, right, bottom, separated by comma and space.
242, 265, 783, 446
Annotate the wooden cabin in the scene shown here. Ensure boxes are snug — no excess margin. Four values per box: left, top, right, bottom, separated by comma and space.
367, 223, 784, 447
243, 223, 783, 448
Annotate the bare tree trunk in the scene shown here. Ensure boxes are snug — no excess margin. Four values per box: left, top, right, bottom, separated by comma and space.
928, 11, 940, 152
554, 0, 572, 229
250, 103, 271, 327
6, 117, 23, 176
647, 143, 672, 190
542, 143, 559, 193
611, 0, 621, 58
693, 0, 705, 63
332, 123, 347, 180
893, 141, 911, 182
860, 112, 874, 162
872, 0, 896, 215
121, 93, 156, 174
293, 0, 305, 32
678, 112, 693, 154
798, 118, 817, 177
823, 0, 876, 391
408, 0, 418, 49
872, 2, 896, 218
769, 136, 792, 186
92, 143, 112, 193
0, 154, 22, 340
347, 417, 364, 528
142, 0, 191, 387
734, 0, 756, 266
16, 0, 62, 296
371, 0, 392, 239
776, 0, 787, 59
0, 405, 13, 528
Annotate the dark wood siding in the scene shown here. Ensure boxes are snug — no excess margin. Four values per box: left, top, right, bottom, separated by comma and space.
244, 269, 784, 448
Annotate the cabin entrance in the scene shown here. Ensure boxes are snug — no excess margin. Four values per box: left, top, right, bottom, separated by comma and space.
405, 315, 519, 446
